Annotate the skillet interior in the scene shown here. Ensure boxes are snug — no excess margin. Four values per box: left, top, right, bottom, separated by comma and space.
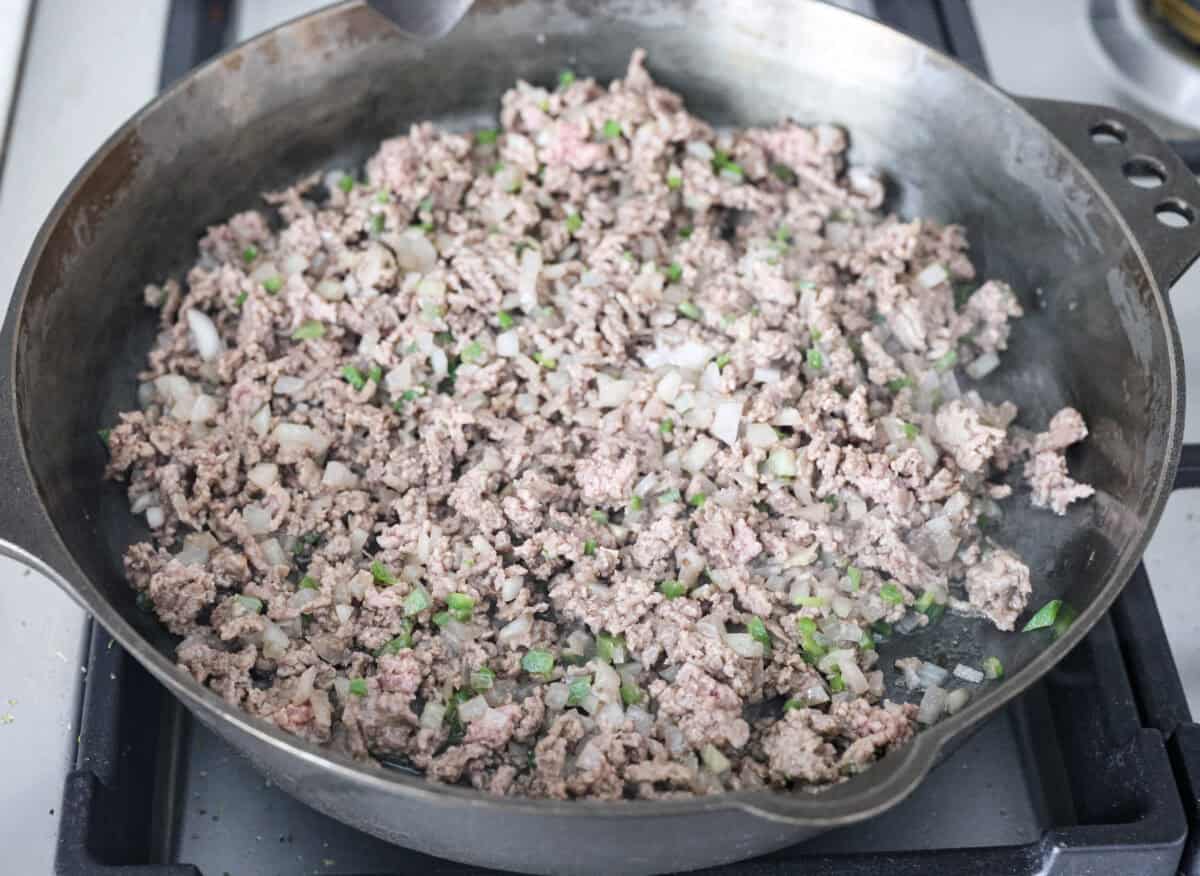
3, 0, 1182, 870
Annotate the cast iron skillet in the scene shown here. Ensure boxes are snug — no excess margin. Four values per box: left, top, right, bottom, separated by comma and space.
2, 1, 1199, 873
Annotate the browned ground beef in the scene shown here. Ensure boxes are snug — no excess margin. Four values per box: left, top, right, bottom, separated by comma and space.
105, 51, 1092, 799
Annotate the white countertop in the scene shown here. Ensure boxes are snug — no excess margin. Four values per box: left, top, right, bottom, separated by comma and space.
0, 2, 168, 873
3, 2, 1200, 873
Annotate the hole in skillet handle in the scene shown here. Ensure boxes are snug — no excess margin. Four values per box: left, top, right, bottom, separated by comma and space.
1123, 155, 1168, 189
1156, 198, 1196, 228
1090, 120, 1128, 145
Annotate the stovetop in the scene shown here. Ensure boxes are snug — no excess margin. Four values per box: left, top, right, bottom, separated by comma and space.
47, 2, 1200, 875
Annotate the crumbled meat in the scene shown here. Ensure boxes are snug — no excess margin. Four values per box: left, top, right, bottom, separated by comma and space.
106, 51, 1090, 800
963, 548, 1032, 631
1024, 407, 1095, 515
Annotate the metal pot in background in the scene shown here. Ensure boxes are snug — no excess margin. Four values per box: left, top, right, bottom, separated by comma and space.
2, 2, 1199, 873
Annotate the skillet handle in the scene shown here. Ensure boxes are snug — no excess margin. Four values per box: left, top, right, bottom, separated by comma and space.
362, 0, 474, 41
0, 326, 85, 603
1015, 96, 1200, 292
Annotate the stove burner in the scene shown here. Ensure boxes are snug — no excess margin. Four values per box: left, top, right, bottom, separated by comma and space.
1090, 0, 1200, 133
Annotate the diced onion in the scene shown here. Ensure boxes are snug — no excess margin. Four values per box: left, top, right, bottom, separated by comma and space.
697, 614, 726, 640
657, 370, 682, 402
596, 375, 633, 407
803, 683, 831, 705
155, 375, 195, 420
185, 309, 222, 361
724, 632, 765, 659
129, 491, 157, 515
916, 661, 950, 688
664, 723, 687, 755
768, 447, 797, 477
416, 277, 446, 308
683, 436, 719, 472
247, 463, 279, 490
711, 399, 743, 446
348, 570, 372, 599
282, 253, 309, 276
145, 506, 165, 528
498, 614, 532, 647
966, 352, 1000, 380
701, 743, 730, 774
496, 331, 520, 358
838, 657, 870, 695
273, 423, 331, 456
458, 695, 489, 723
250, 405, 270, 437
946, 688, 971, 714
867, 670, 885, 698
385, 361, 414, 393
917, 685, 948, 724
596, 701, 625, 730
669, 341, 715, 372
914, 435, 939, 468
677, 546, 706, 588
316, 279, 345, 301
672, 391, 695, 414
917, 263, 949, 288
421, 702, 446, 728
262, 621, 289, 660
897, 659, 923, 689
880, 417, 909, 444
177, 531, 217, 565
745, 423, 777, 448
518, 247, 542, 313
322, 460, 359, 490
940, 369, 962, 401
545, 683, 569, 710
591, 662, 621, 703
752, 367, 781, 384
274, 376, 306, 396
818, 648, 856, 673
250, 261, 279, 284
393, 228, 437, 273
430, 348, 448, 379
832, 595, 853, 618
261, 538, 287, 567
627, 704, 654, 736
953, 664, 984, 684
633, 473, 658, 497
243, 504, 272, 535
773, 407, 802, 427
564, 630, 593, 658
501, 576, 524, 602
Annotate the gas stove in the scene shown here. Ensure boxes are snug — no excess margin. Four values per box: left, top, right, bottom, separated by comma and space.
42, 2, 1200, 874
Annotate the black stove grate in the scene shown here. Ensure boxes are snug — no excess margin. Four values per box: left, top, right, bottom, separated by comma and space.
54, 1, 1200, 874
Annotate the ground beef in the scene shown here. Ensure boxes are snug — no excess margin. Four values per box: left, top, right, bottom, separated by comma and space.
1024, 407, 1095, 515
105, 51, 1091, 800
